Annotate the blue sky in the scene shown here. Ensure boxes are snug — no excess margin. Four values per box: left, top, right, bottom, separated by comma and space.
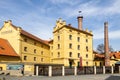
0, 0, 120, 51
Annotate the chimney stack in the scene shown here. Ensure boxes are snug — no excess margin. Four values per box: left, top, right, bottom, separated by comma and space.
77, 16, 83, 30
104, 22, 110, 66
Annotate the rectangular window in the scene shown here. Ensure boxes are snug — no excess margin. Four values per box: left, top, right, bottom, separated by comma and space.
86, 61, 88, 66
77, 37, 80, 42
69, 52, 72, 57
78, 45, 80, 50
34, 57, 36, 61
58, 36, 60, 41
69, 43, 72, 49
86, 54, 88, 58
34, 49, 36, 53
78, 53, 80, 58
69, 35, 72, 40
58, 52, 60, 57
24, 56, 27, 60
41, 51, 43, 55
86, 39, 88, 43
41, 58, 44, 62
86, 46, 88, 52
24, 47, 27, 52
58, 44, 60, 49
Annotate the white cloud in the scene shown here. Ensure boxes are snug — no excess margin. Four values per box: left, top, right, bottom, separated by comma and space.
61, 0, 120, 17
109, 30, 120, 39
13, 12, 55, 40
93, 29, 120, 40
49, 0, 78, 5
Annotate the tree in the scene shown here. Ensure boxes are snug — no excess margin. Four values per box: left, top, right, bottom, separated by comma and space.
96, 44, 114, 54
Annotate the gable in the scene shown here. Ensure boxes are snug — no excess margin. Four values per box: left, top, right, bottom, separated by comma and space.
0, 20, 19, 38
53, 18, 66, 32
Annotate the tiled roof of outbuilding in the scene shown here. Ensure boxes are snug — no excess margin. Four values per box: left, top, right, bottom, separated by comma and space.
0, 38, 19, 57
94, 51, 120, 59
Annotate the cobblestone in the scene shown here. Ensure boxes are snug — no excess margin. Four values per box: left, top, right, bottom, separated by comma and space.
0, 74, 120, 80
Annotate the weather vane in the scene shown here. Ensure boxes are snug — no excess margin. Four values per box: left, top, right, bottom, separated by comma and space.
79, 11, 82, 13
78, 11, 82, 16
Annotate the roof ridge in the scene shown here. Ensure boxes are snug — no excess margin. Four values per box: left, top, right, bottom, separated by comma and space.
10, 23, 49, 46
20, 29, 49, 45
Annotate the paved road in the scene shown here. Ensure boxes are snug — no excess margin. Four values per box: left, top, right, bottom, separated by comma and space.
0, 74, 120, 80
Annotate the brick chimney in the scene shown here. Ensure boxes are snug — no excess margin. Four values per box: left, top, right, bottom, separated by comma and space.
77, 16, 83, 30
104, 22, 110, 66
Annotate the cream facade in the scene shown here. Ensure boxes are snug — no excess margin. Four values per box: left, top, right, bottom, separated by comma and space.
50, 18, 93, 67
0, 20, 50, 74
0, 16, 94, 74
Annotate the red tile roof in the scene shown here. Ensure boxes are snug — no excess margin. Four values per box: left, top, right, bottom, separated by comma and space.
94, 51, 120, 59
111, 51, 120, 59
95, 54, 104, 58
11, 24, 49, 46
42, 40, 50, 44
0, 38, 19, 57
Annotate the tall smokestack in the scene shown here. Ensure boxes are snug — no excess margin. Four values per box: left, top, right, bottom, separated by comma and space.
77, 16, 83, 30
104, 22, 110, 66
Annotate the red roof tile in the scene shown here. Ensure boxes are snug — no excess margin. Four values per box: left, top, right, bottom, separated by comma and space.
94, 51, 120, 59
95, 54, 104, 58
20, 29, 49, 45
0, 38, 19, 57
11, 24, 49, 46
112, 52, 120, 59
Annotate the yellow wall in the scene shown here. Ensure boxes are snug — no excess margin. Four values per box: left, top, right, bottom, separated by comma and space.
0, 20, 50, 65
1, 19, 120, 74
21, 35, 50, 64
0, 21, 21, 55
24, 65, 34, 72
0, 56, 20, 62
0, 64, 7, 70
52, 18, 93, 66
94, 61, 104, 66
0, 20, 50, 72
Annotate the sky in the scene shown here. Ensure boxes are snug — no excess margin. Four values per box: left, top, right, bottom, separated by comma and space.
0, 0, 120, 51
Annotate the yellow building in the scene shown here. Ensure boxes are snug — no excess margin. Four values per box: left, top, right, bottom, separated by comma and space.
0, 16, 94, 75
93, 51, 120, 66
0, 20, 50, 74
50, 16, 93, 67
